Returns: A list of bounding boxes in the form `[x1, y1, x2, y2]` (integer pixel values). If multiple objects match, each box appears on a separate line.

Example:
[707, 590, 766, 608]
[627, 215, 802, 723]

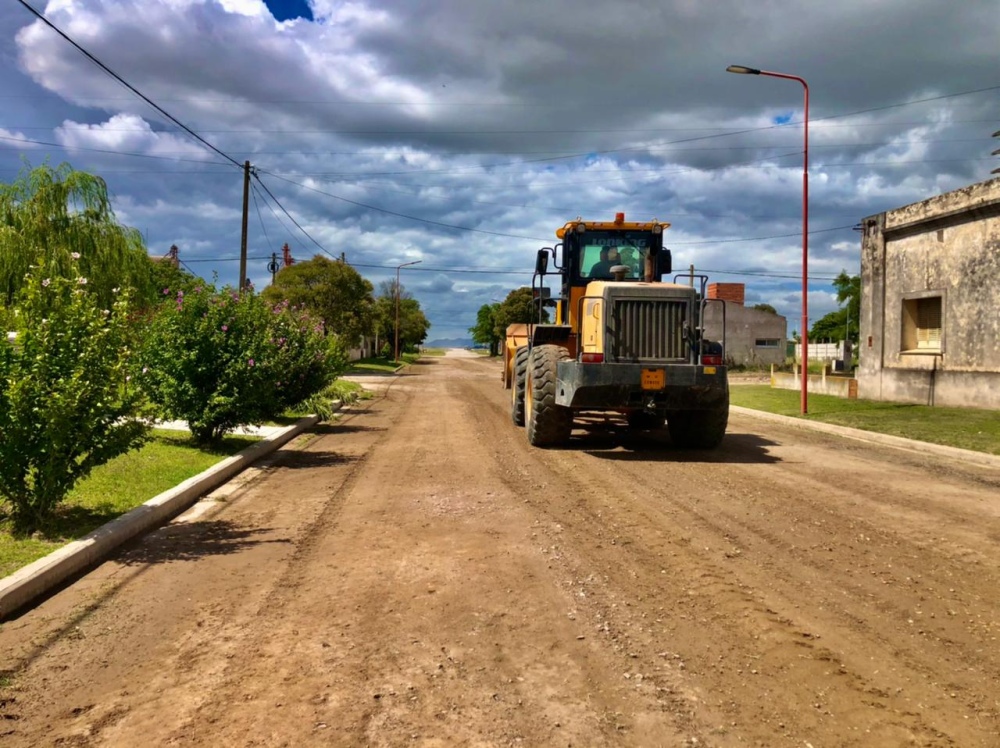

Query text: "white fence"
[795, 341, 849, 361]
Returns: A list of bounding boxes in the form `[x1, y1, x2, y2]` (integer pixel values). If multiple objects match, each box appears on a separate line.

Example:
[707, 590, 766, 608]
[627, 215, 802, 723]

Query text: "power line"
[257, 170, 553, 242]
[250, 181, 303, 249]
[14, 0, 242, 169]
[0, 134, 233, 167]
[249, 183, 273, 256]
[258, 167, 857, 244]
[176, 255, 841, 282]
[250, 172, 335, 258]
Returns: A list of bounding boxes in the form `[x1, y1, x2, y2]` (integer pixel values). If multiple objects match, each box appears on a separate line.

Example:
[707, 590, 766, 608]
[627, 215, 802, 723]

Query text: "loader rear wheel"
[525, 345, 573, 447]
[667, 392, 730, 449]
[510, 345, 529, 426]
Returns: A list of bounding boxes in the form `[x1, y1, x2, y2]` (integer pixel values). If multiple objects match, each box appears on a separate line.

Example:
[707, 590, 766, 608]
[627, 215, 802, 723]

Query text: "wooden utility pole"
[239, 160, 251, 292]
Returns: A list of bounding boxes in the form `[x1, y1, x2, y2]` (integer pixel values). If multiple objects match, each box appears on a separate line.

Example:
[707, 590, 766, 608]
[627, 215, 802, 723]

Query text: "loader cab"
[552, 225, 672, 329]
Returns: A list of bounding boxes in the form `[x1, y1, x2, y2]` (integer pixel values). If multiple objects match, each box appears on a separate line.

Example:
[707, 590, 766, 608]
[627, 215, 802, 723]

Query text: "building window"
[901, 296, 942, 352]
[754, 338, 780, 348]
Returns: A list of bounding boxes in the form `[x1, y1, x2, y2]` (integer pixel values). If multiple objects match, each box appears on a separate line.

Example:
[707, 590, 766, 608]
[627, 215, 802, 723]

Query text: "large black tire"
[667, 392, 730, 449]
[627, 411, 665, 431]
[525, 345, 573, 447]
[510, 346, 530, 426]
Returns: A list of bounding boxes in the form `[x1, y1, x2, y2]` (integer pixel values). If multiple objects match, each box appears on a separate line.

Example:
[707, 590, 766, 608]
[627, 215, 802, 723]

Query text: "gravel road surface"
[1, 354, 997, 746]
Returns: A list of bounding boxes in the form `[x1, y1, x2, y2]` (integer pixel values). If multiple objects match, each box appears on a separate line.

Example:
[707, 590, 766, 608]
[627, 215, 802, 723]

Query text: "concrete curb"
[0, 415, 322, 620]
[730, 405, 1000, 470]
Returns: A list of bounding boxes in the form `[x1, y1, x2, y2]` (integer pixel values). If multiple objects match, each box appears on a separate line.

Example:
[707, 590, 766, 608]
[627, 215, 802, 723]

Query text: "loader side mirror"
[535, 249, 549, 276]
[657, 249, 672, 276]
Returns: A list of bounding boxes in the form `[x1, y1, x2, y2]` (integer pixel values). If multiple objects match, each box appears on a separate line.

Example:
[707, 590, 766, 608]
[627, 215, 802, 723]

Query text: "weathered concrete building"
[701, 283, 787, 366]
[858, 177, 1000, 408]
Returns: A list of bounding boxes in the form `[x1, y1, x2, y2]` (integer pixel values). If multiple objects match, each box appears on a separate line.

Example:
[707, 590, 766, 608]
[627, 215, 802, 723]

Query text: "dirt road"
[1, 354, 998, 747]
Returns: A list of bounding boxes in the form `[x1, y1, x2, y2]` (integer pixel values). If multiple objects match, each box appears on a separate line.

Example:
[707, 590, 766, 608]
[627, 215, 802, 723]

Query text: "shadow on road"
[269, 449, 356, 470]
[117, 520, 288, 566]
[309, 423, 386, 436]
[577, 427, 782, 464]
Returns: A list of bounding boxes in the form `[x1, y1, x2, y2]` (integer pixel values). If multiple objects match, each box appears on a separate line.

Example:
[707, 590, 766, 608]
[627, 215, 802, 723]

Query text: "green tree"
[140, 285, 339, 444]
[261, 255, 375, 347]
[752, 303, 778, 315]
[469, 303, 501, 356]
[0, 260, 149, 533]
[833, 271, 861, 342]
[809, 308, 849, 342]
[492, 287, 548, 339]
[373, 280, 430, 358]
[0, 162, 155, 308]
[149, 256, 202, 301]
[809, 272, 860, 343]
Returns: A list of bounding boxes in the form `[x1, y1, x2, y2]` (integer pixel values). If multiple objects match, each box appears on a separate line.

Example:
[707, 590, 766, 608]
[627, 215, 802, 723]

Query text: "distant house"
[700, 283, 787, 366]
[858, 176, 1000, 408]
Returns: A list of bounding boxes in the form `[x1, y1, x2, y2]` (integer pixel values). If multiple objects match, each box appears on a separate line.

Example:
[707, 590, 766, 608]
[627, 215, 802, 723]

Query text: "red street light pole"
[727, 64, 810, 414]
[394, 260, 421, 363]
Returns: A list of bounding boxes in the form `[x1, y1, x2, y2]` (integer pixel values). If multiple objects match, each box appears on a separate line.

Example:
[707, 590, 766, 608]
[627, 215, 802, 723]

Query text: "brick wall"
[707, 283, 745, 305]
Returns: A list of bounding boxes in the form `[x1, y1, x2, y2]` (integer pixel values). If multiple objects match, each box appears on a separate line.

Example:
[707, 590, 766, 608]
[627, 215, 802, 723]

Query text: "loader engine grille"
[611, 299, 687, 362]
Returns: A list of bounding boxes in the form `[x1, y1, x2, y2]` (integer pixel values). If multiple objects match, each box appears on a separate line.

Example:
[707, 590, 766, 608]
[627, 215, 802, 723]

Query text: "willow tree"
[0, 162, 155, 307]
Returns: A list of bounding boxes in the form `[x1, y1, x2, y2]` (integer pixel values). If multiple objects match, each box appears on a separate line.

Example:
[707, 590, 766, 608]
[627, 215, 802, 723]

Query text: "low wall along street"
[771, 367, 858, 399]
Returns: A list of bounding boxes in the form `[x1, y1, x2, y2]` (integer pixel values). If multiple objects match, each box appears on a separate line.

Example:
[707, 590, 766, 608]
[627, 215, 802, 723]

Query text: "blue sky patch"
[263, 0, 314, 22]
[773, 111, 794, 125]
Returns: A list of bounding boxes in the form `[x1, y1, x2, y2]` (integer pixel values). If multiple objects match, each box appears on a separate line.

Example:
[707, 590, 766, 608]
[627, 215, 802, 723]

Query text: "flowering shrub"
[139, 285, 341, 443]
[0, 263, 149, 534]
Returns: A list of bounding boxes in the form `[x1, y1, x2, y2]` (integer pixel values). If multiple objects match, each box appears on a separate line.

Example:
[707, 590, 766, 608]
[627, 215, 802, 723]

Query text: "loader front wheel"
[525, 345, 573, 447]
[510, 345, 529, 426]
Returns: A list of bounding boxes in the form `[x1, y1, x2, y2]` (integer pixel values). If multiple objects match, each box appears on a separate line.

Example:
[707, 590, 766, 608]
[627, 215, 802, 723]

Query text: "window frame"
[900, 291, 944, 355]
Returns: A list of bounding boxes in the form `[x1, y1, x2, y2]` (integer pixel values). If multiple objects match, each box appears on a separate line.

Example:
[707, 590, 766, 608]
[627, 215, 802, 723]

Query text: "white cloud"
[1, 0, 997, 339]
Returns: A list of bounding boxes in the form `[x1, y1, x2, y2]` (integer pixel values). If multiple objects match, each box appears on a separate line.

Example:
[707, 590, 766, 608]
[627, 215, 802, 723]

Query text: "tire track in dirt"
[0, 397, 392, 747]
[144, 359, 698, 747]
[454, 355, 999, 746]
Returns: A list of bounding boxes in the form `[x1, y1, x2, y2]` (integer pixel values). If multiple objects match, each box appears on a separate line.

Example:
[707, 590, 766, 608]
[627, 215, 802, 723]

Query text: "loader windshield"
[578, 231, 651, 280]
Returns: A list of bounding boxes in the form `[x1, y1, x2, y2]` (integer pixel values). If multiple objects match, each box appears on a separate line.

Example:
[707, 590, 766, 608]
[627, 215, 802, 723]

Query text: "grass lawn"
[0, 429, 259, 578]
[730, 385, 1000, 455]
[345, 352, 428, 373]
[345, 356, 402, 373]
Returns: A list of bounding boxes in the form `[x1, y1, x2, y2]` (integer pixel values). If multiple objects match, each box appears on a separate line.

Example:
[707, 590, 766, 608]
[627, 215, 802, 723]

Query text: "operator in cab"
[589, 246, 623, 279]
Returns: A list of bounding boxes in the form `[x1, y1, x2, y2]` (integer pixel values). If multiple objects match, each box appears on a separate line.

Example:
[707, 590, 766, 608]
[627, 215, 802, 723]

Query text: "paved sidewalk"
[153, 420, 289, 438]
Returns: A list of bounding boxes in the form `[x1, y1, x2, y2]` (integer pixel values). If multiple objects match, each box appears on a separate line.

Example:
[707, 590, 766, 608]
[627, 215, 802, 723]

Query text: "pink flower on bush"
[163, 288, 170, 295]
[42, 278, 50, 287]
[221, 324, 228, 332]
[71, 252, 80, 260]
[77, 277, 88, 285]
[248, 358, 255, 367]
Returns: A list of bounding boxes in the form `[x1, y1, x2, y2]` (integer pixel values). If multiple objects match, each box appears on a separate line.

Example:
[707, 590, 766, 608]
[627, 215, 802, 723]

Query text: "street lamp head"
[726, 64, 761, 75]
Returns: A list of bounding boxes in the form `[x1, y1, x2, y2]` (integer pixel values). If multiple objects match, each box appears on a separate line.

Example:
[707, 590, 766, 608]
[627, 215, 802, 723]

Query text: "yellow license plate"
[641, 368, 665, 390]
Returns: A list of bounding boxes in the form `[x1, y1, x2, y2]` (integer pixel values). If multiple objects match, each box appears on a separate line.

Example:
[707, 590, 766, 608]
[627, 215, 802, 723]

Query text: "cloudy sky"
[2, 0, 997, 342]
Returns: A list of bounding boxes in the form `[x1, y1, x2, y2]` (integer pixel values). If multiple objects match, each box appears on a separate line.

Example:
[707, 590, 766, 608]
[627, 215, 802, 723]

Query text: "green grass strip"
[730, 385, 1000, 456]
[0, 429, 259, 577]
